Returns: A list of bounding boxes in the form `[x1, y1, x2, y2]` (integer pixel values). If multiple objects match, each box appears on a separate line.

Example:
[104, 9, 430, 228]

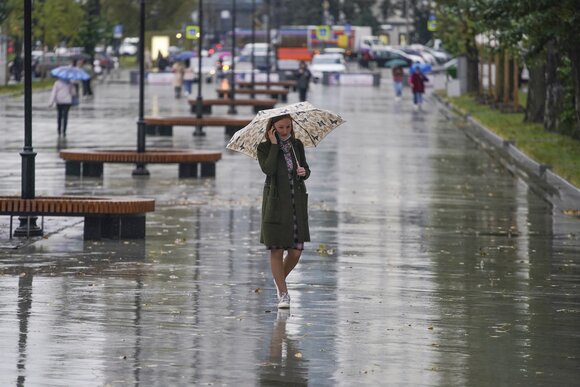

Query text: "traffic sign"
[186, 25, 200, 40]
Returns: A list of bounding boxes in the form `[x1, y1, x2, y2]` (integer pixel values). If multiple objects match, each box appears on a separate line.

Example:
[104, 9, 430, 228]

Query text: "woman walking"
[257, 114, 311, 309]
[49, 78, 77, 137]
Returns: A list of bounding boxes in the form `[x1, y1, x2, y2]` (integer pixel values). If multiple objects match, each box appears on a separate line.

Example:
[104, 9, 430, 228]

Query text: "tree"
[435, 0, 480, 92]
[74, 0, 110, 61]
[277, 0, 323, 25]
[477, 0, 580, 138]
[33, 0, 84, 49]
[101, 0, 197, 36]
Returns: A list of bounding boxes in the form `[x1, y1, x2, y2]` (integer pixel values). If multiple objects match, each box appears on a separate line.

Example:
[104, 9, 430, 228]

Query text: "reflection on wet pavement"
[0, 73, 579, 386]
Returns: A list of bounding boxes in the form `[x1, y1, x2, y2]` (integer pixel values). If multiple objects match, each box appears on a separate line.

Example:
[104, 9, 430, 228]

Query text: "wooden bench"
[0, 196, 155, 240]
[188, 98, 277, 114]
[237, 80, 297, 91]
[60, 149, 222, 178]
[144, 116, 252, 136]
[216, 88, 289, 102]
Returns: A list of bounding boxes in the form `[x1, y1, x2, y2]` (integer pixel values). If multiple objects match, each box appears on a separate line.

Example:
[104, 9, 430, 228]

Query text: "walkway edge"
[433, 93, 580, 212]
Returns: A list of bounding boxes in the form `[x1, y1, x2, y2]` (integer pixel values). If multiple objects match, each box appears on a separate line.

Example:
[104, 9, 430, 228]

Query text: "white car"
[310, 53, 347, 83]
[119, 37, 139, 56]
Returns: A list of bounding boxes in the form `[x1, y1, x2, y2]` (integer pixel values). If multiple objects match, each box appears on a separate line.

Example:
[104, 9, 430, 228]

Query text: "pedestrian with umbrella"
[391, 65, 405, 100]
[409, 64, 429, 111]
[48, 65, 89, 136]
[226, 102, 345, 309]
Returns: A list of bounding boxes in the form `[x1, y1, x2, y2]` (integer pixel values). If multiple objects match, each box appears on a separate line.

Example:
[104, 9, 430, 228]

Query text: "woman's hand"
[296, 166, 306, 177]
[268, 128, 277, 144]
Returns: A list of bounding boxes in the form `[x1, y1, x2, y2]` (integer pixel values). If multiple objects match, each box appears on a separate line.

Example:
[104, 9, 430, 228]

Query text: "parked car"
[190, 56, 217, 83]
[410, 44, 451, 64]
[240, 43, 271, 57]
[322, 47, 347, 58]
[235, 53, 276, 72]
[34, 53, 74, 78]
[119, 37, 139, 56]
[310, 53, 347, 83]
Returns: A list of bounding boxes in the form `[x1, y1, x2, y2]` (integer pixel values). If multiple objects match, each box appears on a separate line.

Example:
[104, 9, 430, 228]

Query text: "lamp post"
[194, 0, 205, 136]
[133, 0, 149, 176]
[265, 0, 271, 85]
[250, 0, 256, 97]
[228, 0, 238, 114]
[14, 0, 41, 236]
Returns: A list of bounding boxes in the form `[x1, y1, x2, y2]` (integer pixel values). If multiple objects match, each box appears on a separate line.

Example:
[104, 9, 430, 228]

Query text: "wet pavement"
[1, 70, 579, 386]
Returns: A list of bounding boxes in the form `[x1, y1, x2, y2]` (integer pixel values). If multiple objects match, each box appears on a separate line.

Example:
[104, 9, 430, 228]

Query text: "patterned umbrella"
[226, 101, 346, 159]
[50, 66, 91, 81]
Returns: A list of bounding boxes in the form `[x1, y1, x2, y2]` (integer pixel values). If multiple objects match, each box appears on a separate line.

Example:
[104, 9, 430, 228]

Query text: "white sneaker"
[278, 292, 290, 309]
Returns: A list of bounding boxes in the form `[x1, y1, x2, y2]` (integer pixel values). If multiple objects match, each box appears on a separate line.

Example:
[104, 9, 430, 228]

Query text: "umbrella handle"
[290, 145, 301, 169]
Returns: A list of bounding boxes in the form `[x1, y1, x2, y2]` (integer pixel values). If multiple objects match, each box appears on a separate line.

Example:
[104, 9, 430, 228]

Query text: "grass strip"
[440, 92, 580, 189]
[0, 78, 55, 95]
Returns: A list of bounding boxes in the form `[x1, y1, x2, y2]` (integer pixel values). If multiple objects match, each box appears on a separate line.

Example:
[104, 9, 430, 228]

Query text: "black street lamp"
[133, 0, 149, 176]
[228, 0, 238, 114]
[250, 0, 256, 97]
[265, 0, 271, 85]
[15, 0, 41, 236]
[194, 0, 205, 134]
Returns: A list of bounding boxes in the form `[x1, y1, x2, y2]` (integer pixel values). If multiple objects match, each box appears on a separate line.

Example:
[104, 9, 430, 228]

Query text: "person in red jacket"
[410, 65, 429, 110]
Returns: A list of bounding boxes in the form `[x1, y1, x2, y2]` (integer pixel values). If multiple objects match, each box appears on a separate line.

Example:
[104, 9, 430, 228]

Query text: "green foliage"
[101, 0, 196, 36]
[434, 0, 479, 58]
[33, 0, 84, 48]
[72, 0, 111, 58]
[447, 94, 580, 187]
[558, 57, 578, 138]
[278, 0, 323, 25]
[0, 78, 54, 95]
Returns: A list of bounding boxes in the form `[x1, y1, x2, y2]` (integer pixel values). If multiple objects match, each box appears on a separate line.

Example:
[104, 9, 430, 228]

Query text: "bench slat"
[60, 149, 222, 164]
[0, 196, 155, 216]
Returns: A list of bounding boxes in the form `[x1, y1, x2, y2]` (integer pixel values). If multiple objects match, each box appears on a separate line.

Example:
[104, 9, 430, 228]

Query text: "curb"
[432, 92, 580, 213]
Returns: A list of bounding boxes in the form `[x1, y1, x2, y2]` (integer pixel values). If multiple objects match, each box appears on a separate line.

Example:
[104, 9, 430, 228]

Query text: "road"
[0, 69, 579, 386]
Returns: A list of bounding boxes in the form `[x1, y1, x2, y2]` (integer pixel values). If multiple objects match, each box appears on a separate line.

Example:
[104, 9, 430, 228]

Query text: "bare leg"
[284, 249, 302, 278]
[270, 249, 286, 296]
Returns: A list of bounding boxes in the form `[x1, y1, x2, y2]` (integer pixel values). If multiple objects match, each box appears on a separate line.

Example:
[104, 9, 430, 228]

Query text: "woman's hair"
[265, 114, 294, 141]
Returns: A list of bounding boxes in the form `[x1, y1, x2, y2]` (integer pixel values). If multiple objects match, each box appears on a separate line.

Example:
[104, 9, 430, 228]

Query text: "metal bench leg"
[179, 163, 199, 178]
[200, 162, 216, 177]
[146, 125, 173, 136]
[225, 125, 241, 136]
[84, 215, 146, 240]
[119, 215, 146, 239]
[193, 125, 206, 136]
[83, 162, 104, 178]
[65, 161, 82, 176]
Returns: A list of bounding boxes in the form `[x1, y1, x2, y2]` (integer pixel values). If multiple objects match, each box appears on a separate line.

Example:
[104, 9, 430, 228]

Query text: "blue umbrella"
[174, 51, 196, 61]
[410, 62, 432, 74]
[50, 66, 90, 81]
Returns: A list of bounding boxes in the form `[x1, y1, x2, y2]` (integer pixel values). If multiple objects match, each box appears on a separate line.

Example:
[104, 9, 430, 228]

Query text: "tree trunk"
[566, 45, 580, 138]
[496, 52, 504, 103]
[524, 62, 546, 123]
[466, 44, 479, 93]
[544, 41, 564, 133]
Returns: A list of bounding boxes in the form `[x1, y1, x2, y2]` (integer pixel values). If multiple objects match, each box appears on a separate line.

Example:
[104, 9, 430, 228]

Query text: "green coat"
[257, 139, 311, 247]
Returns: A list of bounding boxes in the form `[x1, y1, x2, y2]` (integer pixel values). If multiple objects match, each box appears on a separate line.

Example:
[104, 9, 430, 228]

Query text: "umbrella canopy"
[384, 58, 409, 68]
[174, 51, 196, 61]
[226, 101, 346, 159]
[410, 62, 432, 74]
[50, 66, 90, 81]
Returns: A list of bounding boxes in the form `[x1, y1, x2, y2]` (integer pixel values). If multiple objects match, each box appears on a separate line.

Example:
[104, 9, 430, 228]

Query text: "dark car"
[34, 53, 74, 78]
